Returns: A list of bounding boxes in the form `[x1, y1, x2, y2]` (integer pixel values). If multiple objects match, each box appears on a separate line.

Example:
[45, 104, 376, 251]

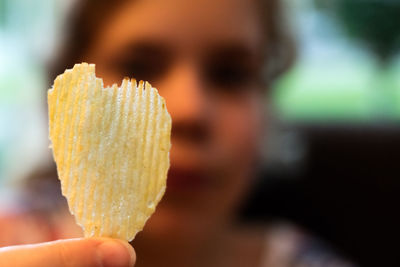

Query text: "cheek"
[207, 94, 264, 217]
[213, 95, 263, 170]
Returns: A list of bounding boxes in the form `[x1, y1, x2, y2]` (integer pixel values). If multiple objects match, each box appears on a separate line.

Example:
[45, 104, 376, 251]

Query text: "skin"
[0, 0, 267, 266]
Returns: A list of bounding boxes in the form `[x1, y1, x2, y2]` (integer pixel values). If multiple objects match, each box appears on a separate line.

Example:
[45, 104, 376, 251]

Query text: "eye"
[108, 42, 171, 84]
[117, 57, 165, 84]
[205, 61, 254, 88]
[203, 45, 261, 93]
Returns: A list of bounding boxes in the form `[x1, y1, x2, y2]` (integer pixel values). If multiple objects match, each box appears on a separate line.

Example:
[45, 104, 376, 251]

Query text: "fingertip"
[114, 239, 136, 266]
[96, 238, 135, 267]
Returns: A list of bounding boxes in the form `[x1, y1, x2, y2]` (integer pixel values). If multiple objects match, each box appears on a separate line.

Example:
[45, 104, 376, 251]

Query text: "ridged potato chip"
[48, 63, 171, 241]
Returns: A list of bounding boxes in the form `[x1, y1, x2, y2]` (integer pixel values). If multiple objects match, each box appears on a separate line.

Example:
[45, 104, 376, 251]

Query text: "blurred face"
[85, 0, 265, 239]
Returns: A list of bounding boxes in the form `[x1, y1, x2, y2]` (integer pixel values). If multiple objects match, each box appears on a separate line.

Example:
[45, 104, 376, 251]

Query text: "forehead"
[91, 0, 264, 56]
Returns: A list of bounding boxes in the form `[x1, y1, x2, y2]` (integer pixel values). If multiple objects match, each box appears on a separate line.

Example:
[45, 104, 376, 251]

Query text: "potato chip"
[48, 63, 171, 241]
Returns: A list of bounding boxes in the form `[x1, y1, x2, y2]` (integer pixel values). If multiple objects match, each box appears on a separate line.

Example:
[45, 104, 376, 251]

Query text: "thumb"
[0, 238, 135, 267]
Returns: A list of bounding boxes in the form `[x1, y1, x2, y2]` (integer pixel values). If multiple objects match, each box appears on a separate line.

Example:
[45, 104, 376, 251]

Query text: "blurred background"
[0, 0, 399, 266]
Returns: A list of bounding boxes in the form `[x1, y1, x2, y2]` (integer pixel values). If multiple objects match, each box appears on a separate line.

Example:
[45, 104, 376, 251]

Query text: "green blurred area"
[0, 0, 57, 183]
[273, 0, 400, 122]
[273, 60, 400, 122]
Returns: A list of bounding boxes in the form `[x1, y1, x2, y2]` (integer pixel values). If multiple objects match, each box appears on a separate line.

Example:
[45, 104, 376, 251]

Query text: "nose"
[158, 61, 211, 145]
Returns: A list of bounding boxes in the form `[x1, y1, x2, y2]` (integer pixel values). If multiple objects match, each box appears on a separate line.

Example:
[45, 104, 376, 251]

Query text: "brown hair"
[49, 0, 295, 86]
[258, 0, 296, 84]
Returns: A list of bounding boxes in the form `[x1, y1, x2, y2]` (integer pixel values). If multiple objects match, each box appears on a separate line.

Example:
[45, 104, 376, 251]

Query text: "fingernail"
[97, 239, 135, 267]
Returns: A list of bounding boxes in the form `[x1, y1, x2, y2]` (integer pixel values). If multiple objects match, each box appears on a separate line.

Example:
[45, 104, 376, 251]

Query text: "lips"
[166, 168, 210, 192]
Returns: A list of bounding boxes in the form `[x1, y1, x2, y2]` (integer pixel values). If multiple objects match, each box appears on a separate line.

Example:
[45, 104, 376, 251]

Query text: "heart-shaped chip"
[48, 63, 171, 241]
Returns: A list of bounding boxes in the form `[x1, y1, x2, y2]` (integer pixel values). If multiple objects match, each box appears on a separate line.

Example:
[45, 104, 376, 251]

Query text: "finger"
[0, 238, 135, 267]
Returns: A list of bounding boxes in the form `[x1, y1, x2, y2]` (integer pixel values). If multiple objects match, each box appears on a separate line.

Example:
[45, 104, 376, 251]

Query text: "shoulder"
[0, 193, 82, 247]
[0, 211, 53, 246]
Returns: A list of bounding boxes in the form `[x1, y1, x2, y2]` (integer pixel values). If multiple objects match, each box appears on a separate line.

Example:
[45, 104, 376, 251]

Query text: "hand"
[0, 238, 135, 267]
